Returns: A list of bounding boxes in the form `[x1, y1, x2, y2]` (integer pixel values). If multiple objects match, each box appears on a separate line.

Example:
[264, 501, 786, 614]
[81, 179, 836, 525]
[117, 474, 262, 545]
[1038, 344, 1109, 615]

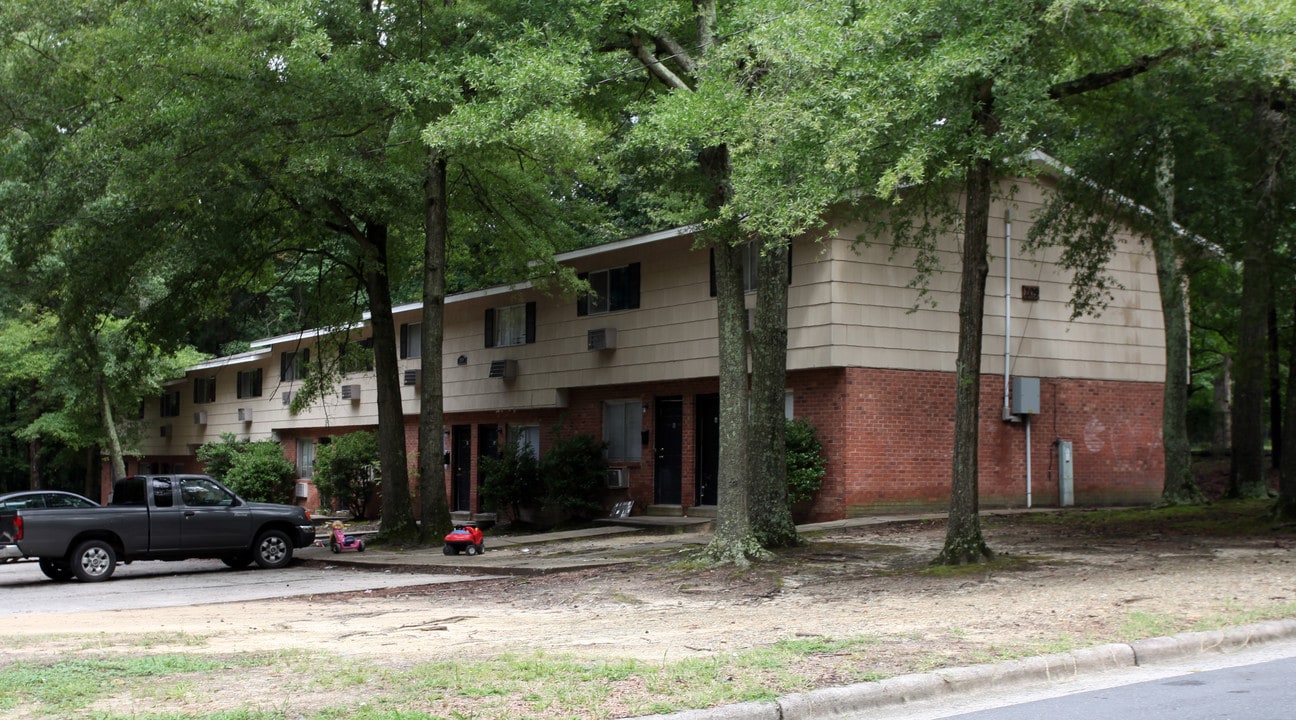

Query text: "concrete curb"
[622, 619, 1296, 720]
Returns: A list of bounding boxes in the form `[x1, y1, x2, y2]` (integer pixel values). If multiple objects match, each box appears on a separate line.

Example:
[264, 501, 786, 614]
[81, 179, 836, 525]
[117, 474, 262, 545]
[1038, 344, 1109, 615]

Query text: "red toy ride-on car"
[443, 525, 484, 556]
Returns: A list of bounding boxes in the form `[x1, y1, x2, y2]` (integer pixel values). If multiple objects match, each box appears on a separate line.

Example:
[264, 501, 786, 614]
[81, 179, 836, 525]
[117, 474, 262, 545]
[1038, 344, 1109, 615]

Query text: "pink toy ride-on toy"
[329, 521, 365, 553]
[443, 524, 484, 556]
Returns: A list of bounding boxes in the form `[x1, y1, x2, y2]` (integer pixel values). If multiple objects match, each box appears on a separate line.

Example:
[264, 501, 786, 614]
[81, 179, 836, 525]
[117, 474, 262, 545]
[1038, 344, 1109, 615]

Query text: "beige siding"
[134, 174, 1165, 456]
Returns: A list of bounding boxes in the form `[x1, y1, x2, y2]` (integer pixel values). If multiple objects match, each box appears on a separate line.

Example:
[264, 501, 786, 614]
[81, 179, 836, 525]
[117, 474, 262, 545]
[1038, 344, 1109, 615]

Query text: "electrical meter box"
[1010, 377, 1040, 415]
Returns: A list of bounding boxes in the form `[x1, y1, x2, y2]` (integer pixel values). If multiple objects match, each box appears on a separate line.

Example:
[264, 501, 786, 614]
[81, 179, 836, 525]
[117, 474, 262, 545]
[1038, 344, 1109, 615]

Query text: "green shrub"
[478, 442, 541, 521]
[195, 434, 297, 504]
[311, 431, 379, 519]
[479, 427, 608, 524]
[538, 430, 608, 521]
[786, 418, 826, 505]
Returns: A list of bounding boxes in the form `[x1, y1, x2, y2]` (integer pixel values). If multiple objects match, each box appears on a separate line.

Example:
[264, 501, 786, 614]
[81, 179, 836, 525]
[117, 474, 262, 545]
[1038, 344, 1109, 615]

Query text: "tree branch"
[629, 35, 691, 92]
[653, 32, 697, 77]
[1048, 46, 1185, 99]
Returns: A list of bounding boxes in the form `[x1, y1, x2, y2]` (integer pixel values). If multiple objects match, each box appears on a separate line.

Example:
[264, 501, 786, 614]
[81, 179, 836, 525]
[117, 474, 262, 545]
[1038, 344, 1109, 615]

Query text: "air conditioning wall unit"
[238, 407, 254, 423]
[488, 359, 517, 379]
[606, 467, 629, 489]
[587, 327, 618, 351]
[193, 411, 207, 425]
[340, 384, 361, 402]
[159, 424, 173, 439]
[403, 369, 421, 387]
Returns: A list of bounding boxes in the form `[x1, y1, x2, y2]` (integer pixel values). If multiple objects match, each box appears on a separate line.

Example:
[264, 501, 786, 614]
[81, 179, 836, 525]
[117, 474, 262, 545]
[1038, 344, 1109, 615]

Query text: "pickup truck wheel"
[253, 529, 293, 569]
[38, 559, 73, 582]
[70, 539, 116, 582]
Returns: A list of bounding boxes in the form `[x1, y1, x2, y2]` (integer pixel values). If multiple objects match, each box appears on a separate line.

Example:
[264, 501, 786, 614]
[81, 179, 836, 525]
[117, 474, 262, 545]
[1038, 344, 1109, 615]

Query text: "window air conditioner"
[403, 369, 421, 387]
[587, 327, 618, 351]
[238, 407, 254, 423]
[606, 467, 629, 489]
[340, 384, 361, 402]
[488, 359, 517, 379]
[193, 411, 207, 425]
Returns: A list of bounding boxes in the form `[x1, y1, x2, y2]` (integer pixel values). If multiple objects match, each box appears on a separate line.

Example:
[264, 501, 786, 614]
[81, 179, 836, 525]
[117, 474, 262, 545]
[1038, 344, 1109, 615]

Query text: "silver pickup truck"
[0, 474, 316, 582]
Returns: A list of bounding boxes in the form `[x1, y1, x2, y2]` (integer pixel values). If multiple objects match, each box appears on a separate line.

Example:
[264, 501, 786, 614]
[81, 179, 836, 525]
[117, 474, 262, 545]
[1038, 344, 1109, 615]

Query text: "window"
[180, 477, 235, 507]
[484, 302, 536, 348]
[151, 478, 173, 508]
[577, 263, 641, 315]
[341, 340, 374, 373]
[509, 425, 541, 460]
[297, 439, 316, 479]
[709, 242, 792, 296]
[603, 400, 643, 462]
[400, 323, 422, 359]
[281, 350, 309, 382]
[160, 391, 180, 418]
[237, 369, 262, 399]
[192, 376, 216, 405]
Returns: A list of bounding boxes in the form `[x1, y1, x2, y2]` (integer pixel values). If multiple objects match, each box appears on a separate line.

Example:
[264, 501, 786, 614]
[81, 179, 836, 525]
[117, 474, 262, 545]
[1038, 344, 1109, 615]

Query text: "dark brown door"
[451, 425, 472, 513]
[654, 397, 683, 505]
[694, 393, 719, 506]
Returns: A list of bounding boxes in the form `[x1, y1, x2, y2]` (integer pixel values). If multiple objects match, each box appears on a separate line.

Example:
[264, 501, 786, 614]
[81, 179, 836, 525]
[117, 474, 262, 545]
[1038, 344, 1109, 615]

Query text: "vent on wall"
[587, 327, 618, 351]
[281, 391, 294, 406]
[488, 359, 517, 379]
[237, 407, 254, 423]
[193, 411, 207, 425]
[606, 467, 629, 489]
[160, 424, 173, 439]
[340, 384, 361, 402]
[404, 369, 421, 387]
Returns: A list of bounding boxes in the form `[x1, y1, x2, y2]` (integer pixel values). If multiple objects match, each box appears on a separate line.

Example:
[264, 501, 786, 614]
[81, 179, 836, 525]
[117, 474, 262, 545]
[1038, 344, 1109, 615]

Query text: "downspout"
[1002, 209, 1032, 507]
[1002, 209, 1013, 421]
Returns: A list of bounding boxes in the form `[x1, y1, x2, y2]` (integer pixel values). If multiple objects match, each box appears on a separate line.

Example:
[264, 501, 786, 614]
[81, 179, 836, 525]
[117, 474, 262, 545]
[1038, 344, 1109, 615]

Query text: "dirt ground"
[4, 506, 1295, 684]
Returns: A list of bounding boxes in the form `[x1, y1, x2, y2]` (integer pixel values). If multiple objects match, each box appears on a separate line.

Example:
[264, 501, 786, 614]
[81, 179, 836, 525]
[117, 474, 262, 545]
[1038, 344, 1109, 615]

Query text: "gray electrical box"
[1058, 440, 1074, 507]
[1010, 377, 1040, 415]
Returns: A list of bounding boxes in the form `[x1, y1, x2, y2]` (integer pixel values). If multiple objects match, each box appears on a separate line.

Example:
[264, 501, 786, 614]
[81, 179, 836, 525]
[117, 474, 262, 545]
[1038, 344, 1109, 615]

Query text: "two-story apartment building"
[124, 173, 1167, 521]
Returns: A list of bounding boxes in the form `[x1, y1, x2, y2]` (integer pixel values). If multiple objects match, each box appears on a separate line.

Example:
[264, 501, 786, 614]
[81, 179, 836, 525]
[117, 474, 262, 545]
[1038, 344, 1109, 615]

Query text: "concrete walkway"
[297, 511, 1296, 720]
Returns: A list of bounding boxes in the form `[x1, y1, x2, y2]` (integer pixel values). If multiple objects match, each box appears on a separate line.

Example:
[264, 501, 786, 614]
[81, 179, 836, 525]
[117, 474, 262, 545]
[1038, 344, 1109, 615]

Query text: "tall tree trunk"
[360, 221, 419, 541]
[1276, 294, 1296, 520]
[749, 238, 798, 548]
[1152, 134, 1202, 505]
[98, 377, 126, 482]
[707, 231, 763, 565]
[419, 150, 452, 543]
[1268, 302, 1283, 471]
[936, 155, 994, 565]
[1230, 93, 1285, 500]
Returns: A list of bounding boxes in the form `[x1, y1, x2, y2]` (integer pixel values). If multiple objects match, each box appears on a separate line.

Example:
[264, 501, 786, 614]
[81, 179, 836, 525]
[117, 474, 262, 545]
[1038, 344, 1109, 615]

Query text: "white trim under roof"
[198, 223, 701, 371]
[551, 224, 698, 264]
[188, 347, 272, 372]
[250, 322, 365, 349]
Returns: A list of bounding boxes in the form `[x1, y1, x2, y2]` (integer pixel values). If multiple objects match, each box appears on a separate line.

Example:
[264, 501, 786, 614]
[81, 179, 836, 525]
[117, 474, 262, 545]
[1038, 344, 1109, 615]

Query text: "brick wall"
[789, 367, 1165, 518]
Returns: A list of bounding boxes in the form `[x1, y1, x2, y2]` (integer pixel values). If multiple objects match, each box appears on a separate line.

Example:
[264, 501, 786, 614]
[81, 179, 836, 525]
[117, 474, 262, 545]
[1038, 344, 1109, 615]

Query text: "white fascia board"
[188, 347, 273, 372]
[549, 224, 699, 264]
[249, 322, 365, 349]
[1025, 150, 1222, 256]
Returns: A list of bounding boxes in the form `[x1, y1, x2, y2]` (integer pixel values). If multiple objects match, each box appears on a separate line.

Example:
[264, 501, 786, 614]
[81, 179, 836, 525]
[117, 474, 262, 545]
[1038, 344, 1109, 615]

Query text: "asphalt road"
[861, 639, 1296, 720]
[927, 655, 1296, 720]
[0, 558, 492, 617]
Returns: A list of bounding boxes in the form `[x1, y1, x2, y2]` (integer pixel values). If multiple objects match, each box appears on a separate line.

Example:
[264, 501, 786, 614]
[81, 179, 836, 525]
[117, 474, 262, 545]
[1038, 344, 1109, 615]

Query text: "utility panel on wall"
[1011, 377, 1041, 415]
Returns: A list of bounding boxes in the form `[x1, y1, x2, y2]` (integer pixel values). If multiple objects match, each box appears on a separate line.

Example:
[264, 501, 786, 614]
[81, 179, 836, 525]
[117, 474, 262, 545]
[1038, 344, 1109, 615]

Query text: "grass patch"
[0, 654, 262, 714]
[1000, 500, 1285, 538]
[0, 638, 888, 720]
